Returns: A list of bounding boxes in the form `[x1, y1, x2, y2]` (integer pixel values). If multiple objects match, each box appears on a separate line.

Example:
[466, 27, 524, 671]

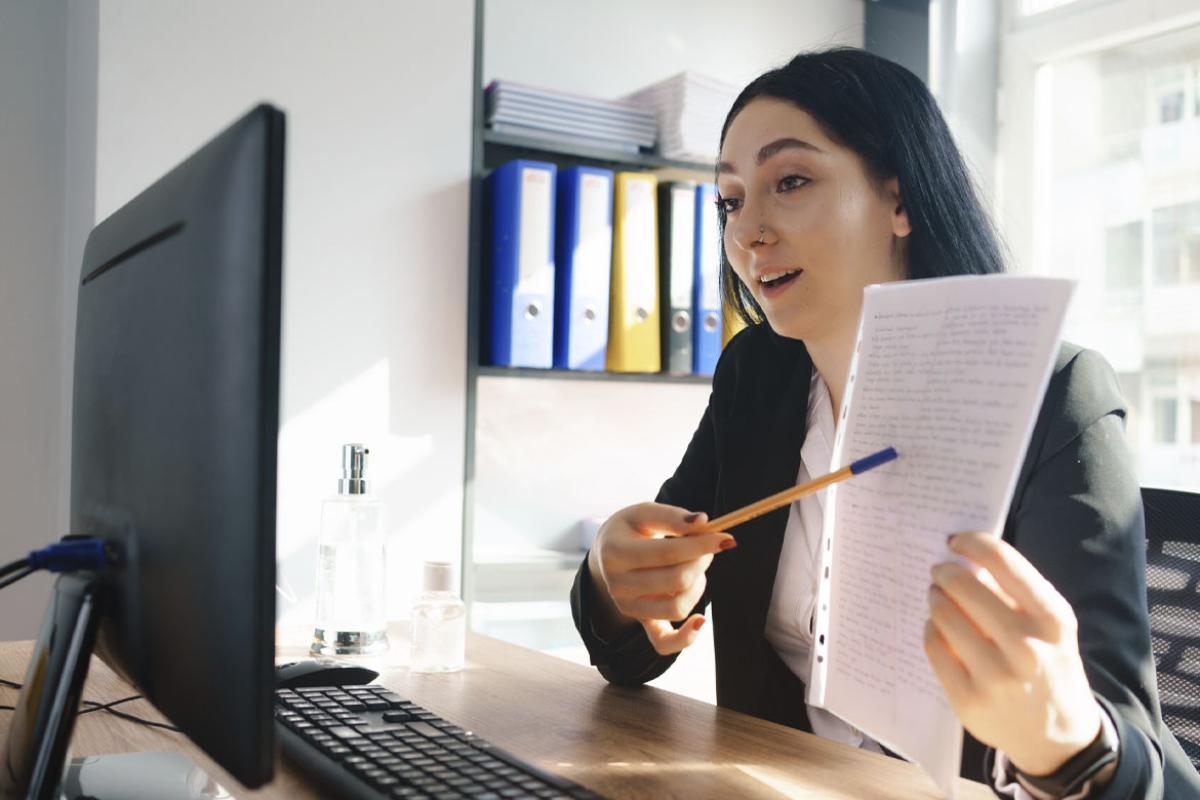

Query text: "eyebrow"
[717, 137, 823, 174]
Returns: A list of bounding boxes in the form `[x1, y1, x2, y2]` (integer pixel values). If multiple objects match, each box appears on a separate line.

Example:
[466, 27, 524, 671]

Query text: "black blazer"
[571, 322, 1199, 798]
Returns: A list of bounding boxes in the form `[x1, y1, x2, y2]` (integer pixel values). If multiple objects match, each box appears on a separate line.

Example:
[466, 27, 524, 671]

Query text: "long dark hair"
[717, 47, 1005, 326]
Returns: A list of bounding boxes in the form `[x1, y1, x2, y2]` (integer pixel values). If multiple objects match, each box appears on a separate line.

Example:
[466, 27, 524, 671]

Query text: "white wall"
[95, 0, 475, 630]
[484, 0, 865, 97]
[0, 1, 96, 641]
[473, 378, 711, 559]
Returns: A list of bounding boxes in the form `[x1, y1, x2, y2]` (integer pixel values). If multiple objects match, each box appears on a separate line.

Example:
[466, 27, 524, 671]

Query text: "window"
[1155, 397, 1178, 444]
[1148, 63, 1198, 126]
[1105, 221, 1143, 291]
[1159, 90, 1185, 123]
[1152, 201, 1200, 286]
[1001, 10, 1200, 490]
[1195, 64, 1200, 117]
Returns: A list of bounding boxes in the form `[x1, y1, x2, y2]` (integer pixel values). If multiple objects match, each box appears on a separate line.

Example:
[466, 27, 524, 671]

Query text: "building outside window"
[1154, 396, 1179, 445]
[1000, 1, 1200, 491]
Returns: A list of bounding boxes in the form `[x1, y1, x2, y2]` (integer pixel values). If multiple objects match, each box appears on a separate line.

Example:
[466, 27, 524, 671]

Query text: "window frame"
[998, 0, 1200, 278]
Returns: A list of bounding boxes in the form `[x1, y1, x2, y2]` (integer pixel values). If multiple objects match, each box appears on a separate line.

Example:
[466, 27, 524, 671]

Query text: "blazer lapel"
[720, 334, 813, 640]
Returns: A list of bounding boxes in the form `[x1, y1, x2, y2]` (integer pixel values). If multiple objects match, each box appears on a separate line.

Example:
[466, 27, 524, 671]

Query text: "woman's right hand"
[587, 502, 736, 656]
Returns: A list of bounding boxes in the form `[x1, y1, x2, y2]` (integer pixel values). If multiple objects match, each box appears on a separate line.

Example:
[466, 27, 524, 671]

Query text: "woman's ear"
[885, 177, 912, 239]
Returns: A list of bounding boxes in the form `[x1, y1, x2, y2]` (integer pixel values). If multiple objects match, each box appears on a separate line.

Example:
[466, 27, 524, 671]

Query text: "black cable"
[0, 679, 179, 733]
[0, 558, 30, 580]
[78, 694, 142, 715]
[0, 567, 33, 592]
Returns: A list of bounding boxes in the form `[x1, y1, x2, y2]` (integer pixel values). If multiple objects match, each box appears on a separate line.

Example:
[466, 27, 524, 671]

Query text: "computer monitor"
[1, 103, 285, 798]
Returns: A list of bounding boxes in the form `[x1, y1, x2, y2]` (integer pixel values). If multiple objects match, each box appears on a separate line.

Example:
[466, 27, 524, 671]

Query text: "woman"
[571, 49, 1197, 798]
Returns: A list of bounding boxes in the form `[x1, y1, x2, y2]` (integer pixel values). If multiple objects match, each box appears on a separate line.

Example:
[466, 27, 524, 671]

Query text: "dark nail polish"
[684, 513, 700, 524]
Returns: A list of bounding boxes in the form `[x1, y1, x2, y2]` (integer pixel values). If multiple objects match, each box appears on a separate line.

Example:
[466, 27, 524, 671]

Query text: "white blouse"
[762, 371, 882, 752]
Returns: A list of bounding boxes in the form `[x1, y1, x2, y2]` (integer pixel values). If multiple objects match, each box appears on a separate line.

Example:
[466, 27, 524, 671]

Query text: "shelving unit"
[461, 1, 718, 619]
[478, 365, 710, 384]
[482, 129, 714, 174]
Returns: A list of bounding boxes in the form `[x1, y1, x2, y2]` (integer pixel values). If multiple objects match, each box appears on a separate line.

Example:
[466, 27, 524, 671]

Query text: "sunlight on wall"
[273, 357, 450, 630]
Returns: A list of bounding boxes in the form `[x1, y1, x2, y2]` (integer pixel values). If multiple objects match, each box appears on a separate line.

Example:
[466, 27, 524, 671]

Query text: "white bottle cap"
[422, 561, 455, 593]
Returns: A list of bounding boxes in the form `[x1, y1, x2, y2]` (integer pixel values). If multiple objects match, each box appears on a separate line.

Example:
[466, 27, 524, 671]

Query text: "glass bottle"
[410, 561, 466, 673]
[311, 443, 389, 656]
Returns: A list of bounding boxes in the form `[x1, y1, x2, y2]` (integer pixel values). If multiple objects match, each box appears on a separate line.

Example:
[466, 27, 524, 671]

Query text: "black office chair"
[1142, 486, 1200, 770]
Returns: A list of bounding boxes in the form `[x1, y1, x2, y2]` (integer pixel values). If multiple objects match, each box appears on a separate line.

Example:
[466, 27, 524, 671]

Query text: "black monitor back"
[69, 104, 284, 787]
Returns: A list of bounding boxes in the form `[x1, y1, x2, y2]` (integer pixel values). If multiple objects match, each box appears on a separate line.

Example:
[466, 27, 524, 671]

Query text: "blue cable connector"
[27, 538, 109, 573]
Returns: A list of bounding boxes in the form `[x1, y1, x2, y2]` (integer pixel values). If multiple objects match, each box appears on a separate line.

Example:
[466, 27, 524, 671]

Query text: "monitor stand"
[0, 573, 232, 800]
[60, 752, 230, 800]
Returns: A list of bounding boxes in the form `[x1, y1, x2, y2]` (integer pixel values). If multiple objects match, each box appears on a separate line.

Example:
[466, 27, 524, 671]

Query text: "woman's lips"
[758, 269, 802, 299]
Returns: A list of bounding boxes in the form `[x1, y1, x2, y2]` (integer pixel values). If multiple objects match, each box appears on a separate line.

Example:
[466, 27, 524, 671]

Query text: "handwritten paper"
[807, 275, 1075, 798]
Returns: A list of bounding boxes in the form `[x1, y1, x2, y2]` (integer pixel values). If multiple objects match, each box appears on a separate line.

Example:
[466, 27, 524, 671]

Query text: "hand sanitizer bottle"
[410, 561, 466, 673]
[311, 443, 389, 656]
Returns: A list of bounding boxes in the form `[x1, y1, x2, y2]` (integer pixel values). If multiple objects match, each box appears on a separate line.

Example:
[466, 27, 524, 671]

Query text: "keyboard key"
[384, 710, 416, 722]
[403, 721, 443, 738]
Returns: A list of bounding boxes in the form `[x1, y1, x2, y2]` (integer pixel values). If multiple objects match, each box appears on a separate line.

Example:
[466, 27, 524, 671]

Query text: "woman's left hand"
[924, 531, 1103, 776]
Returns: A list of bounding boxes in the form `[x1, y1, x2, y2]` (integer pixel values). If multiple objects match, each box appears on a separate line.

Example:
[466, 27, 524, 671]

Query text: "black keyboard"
[275, 684, 604, 800]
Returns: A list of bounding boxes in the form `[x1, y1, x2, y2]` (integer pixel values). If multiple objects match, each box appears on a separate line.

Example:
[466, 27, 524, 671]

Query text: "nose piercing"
[755, 225, 765, 245]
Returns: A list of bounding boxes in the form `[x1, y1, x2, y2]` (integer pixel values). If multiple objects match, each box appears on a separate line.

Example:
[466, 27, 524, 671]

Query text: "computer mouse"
[274, 659, 380, 689]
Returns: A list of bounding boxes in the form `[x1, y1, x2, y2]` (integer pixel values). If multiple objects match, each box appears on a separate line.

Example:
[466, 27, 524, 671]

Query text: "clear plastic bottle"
[311, 444, 389, 656]
[410, 561, 466, 673]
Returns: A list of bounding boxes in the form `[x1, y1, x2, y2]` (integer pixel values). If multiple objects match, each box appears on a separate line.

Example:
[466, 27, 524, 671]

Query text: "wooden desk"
[0, 631, 992, 799]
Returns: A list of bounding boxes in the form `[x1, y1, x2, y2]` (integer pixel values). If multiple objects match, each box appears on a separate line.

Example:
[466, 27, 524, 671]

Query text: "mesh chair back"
[1143, 486, 1200, 769]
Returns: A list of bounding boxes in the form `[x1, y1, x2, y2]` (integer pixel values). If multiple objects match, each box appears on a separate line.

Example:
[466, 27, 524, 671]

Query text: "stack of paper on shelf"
[485, 80, 657, 154]
[623, 72, 738, 163]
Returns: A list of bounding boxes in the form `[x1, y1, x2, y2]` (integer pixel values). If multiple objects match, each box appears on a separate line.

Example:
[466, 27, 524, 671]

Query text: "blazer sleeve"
[569, 330, 743, 686]
[990, 348, 1168, 799]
